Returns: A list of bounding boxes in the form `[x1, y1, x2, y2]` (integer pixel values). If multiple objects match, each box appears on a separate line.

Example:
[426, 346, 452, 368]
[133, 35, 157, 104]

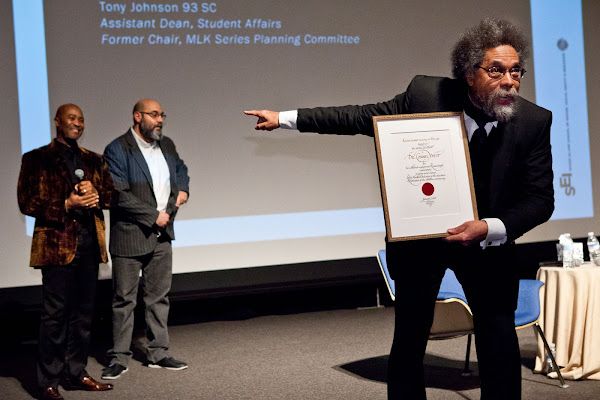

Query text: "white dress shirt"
[131, 128, 170, 212]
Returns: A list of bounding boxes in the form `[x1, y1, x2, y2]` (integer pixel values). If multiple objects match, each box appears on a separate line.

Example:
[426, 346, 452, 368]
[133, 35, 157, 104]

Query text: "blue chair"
[514, 280, 568, 388]
[377, 249, 474, 375]
[378, 249, 473, 338]
[376, 249, 568, 388]
[430, 268, 475, 339]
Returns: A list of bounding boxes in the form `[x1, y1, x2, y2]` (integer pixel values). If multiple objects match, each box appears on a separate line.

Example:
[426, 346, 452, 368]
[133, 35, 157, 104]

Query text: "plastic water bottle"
[587, 232, 600, 266]
[562, 234, 574, 268]
[546, 343, 557, 375]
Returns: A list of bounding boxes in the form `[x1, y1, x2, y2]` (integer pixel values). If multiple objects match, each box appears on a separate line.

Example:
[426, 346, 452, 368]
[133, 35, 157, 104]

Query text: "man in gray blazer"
[245, 18, 553, 400]
[102, 99, 190, 379]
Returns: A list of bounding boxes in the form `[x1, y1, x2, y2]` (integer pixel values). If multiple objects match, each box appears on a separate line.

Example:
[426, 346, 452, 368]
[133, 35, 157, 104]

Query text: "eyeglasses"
[139, 111, 166, 120]
[476, 65, 525, 80]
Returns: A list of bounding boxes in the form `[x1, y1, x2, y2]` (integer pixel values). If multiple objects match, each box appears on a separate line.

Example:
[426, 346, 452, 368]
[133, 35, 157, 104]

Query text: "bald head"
[54, 103, 84, 145]
[56, 103, 83, 119]
[133, 99, 161, 114]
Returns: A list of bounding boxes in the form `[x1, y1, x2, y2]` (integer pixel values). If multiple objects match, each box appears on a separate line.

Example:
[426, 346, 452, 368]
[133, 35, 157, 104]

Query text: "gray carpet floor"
[1, 306, 598, 399]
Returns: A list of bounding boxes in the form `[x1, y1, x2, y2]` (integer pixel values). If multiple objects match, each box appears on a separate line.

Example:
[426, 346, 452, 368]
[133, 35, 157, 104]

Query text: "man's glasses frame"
[138, 111, 166, 120]
[476, 65, 526, 80]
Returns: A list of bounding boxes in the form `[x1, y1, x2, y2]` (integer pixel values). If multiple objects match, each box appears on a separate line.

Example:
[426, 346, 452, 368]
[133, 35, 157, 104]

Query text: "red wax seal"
[422, 182, 434, 196]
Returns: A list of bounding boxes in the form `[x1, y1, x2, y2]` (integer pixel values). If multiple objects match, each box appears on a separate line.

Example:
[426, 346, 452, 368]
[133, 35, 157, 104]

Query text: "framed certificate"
[373, 112, 477, 241]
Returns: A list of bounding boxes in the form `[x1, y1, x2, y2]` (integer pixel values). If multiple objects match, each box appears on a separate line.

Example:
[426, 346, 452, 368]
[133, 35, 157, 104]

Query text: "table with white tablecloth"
[534, 264, 600, 380]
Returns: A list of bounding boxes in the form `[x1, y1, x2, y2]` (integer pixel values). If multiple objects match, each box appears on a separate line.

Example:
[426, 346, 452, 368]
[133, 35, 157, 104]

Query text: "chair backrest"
[431, 268, 474, 338]
[376, 250, 546, 331]
[376, 250, 474, 338]
[514, 279, 545, 329]
[437, 269, 468, 304]
[377, 249, 396, 300]
[377, 250, 469, 304]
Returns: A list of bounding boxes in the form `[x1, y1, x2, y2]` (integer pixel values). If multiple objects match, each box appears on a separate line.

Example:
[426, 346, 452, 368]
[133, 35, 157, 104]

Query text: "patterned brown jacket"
[17, 140, 115, 267]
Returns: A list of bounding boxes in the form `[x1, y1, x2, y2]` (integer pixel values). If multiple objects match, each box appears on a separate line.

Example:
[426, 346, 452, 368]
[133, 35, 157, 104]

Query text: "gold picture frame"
[373, 112, 478, 241]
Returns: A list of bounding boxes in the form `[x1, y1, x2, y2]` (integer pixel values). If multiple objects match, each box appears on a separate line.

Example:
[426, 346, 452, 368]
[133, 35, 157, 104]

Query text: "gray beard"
[141, 127, 163, 141]
[480, 88, 519, 123]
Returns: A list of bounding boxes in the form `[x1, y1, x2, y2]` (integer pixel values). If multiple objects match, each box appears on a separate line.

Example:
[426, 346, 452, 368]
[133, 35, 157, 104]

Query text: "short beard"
[479, 87, 519, 123]
[140, 125, 163, 141]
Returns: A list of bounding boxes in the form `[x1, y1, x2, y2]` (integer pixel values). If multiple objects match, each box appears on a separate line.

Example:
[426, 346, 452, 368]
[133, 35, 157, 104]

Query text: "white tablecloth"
[534, 264, 600, 380]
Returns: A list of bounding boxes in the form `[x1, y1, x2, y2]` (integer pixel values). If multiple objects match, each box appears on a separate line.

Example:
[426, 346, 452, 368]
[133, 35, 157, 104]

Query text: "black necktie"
[470, 119, 488, 152]
[469, 119, 491, 217]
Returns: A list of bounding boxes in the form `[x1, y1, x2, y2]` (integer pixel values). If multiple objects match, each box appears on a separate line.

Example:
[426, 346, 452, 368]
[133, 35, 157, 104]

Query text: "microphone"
[74, 168, 85, 182]
[74, 169, 86, 196]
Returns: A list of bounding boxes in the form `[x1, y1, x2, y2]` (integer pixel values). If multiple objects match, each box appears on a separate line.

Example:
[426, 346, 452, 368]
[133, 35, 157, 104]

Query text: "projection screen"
[1, 0, 599, 289]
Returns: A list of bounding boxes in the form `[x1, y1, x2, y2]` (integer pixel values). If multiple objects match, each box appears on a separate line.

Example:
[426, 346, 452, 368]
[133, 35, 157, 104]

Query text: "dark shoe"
[66, 375, 114, 391]
[41, 387, 64, 400]
[148, 356, 188, 370]
[102, 363, 128, 380]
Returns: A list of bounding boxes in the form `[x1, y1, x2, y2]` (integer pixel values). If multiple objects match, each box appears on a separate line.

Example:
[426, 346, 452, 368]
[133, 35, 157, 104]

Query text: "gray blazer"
[104, 130, 190, 257]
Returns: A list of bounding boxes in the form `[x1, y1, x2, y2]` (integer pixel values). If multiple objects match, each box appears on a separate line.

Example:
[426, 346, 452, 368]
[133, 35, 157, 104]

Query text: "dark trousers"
[386, 239, 521, 400]
[107, 240, 173, 366]
[37, 252, 99, 388]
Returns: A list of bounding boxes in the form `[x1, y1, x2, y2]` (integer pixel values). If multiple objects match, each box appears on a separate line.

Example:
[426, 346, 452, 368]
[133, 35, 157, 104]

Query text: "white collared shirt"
[278, 110, 507, 248]
[131, 127, 170, 212]
[463, 113, 498, 141]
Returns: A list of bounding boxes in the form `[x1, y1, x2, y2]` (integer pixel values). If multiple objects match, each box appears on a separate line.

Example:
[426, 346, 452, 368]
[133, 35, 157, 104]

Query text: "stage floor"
[1, 305, 597, 399]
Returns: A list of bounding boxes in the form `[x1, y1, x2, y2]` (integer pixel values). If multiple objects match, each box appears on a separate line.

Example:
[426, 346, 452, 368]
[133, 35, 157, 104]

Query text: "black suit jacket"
[104, 130, 190, 257]
[297, 75, 554, 244]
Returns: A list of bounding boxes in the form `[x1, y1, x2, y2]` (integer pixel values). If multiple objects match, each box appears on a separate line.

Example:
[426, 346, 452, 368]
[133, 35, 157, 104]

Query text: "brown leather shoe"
[41, 386, 64, 400]
[67, 376, 114, 391]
